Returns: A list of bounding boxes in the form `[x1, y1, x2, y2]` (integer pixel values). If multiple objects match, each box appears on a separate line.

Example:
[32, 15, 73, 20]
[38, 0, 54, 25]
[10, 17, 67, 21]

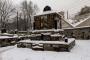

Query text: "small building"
[33, 11, 73, 30]
[64, 16, 90, 39]
[33, 11, 62, 29]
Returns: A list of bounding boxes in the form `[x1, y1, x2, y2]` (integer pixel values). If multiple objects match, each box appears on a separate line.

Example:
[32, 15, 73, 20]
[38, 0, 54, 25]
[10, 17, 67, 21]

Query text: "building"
[64, 16, 90, 39]
[33, 11, 74, 30]
[33, 10, 90, 39]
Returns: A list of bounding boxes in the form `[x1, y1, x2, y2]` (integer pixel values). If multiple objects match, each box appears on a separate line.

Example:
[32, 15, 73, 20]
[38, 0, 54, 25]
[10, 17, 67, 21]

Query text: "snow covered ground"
[1, 40, 90, 60]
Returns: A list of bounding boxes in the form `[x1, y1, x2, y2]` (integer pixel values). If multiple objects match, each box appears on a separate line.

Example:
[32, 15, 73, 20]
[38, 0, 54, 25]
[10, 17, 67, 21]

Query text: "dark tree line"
[79, 6, 90, 15]
[74, 6, 90, 21]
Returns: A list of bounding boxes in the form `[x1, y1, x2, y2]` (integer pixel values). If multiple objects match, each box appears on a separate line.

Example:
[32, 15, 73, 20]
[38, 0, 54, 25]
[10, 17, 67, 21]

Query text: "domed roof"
[43, 6, 52, 12]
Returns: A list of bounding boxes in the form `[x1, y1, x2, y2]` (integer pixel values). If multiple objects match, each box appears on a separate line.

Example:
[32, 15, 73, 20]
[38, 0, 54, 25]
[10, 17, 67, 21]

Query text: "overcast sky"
[14, 0, 90, 17]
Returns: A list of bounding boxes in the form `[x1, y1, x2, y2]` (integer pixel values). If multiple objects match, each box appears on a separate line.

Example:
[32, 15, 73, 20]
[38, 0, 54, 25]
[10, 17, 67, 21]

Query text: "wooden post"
[17, 11, 19, 32]
[60, 17, 62, 29]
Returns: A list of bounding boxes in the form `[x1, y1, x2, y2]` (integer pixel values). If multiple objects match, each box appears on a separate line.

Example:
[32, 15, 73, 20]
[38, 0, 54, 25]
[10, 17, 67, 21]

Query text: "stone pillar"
[57, 20, 60, 29]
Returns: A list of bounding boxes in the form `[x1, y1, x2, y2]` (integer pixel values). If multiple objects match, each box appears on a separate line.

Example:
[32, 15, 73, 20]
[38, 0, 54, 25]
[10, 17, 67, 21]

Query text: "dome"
[43, 6, 52, 12]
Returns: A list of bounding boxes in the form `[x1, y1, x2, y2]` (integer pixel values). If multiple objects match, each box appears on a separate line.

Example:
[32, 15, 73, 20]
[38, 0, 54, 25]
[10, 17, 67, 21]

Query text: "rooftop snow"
[34, 10, 64, 18]
[34, 11, 61, 16]
[73, 16, 90, 27]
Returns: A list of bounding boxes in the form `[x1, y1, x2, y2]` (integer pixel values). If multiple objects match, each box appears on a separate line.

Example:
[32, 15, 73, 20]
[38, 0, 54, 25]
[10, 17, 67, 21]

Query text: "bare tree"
[0, 0, 16, 29]
[74, 6, 90, 21]
[21, 0, 39, 31]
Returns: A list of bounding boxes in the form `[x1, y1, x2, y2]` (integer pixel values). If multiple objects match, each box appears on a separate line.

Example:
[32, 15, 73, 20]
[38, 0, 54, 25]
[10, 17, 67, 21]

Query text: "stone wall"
[64, 27, 90, 39]
[34, 13, 62, 30]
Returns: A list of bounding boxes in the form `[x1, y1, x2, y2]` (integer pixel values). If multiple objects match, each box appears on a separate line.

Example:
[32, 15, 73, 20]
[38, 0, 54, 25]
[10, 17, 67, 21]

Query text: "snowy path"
[0, 46, 15, 53]
[0, 46, 15, 60]
[1, 40, 90, 60]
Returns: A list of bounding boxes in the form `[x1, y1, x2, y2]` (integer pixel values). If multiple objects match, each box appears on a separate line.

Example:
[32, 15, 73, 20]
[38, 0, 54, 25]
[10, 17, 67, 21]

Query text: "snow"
[29, 34, 41, 37]
[63, 19, 75, 27]
[13, 34, 18, 38]
[41, 33, 51, 35]
[0, 36, 13, 39]
[32, 29, 64, 33]
[73, 16, 90, 27]
[56, 12, 74, 28]
[0, 46, 14, 53]
[19, 38, 75, 45]
[0, 36, 11, 38]
[1, 40, 90, 60]
[1, 33, 13, 35]
[0, 46, 15, 60]
[0, 34, 19, 39]
[50, 34, 62, 37]
[63, 25, 90, 30]
[32, 45, 43, 49]
[62, 16, 90, 28]
[67, 19, 74, 24]
[0, 36, 18, 40]
[73, 26, 90, 29]
[34, 11, 60, 16]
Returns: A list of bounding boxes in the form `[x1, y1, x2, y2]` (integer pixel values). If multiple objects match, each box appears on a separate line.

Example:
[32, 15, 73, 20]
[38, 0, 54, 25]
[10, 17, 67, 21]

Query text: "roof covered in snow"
[55, 13, 74, 28]
[63, 19, 75, 28]
[73, 16, 90, 27]
[34, 11, 62, 16]
[63, 16, 90, 29]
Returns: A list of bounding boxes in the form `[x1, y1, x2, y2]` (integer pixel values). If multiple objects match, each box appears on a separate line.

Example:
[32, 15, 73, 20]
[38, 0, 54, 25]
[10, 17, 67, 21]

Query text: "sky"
[14, 0, 90, 17]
